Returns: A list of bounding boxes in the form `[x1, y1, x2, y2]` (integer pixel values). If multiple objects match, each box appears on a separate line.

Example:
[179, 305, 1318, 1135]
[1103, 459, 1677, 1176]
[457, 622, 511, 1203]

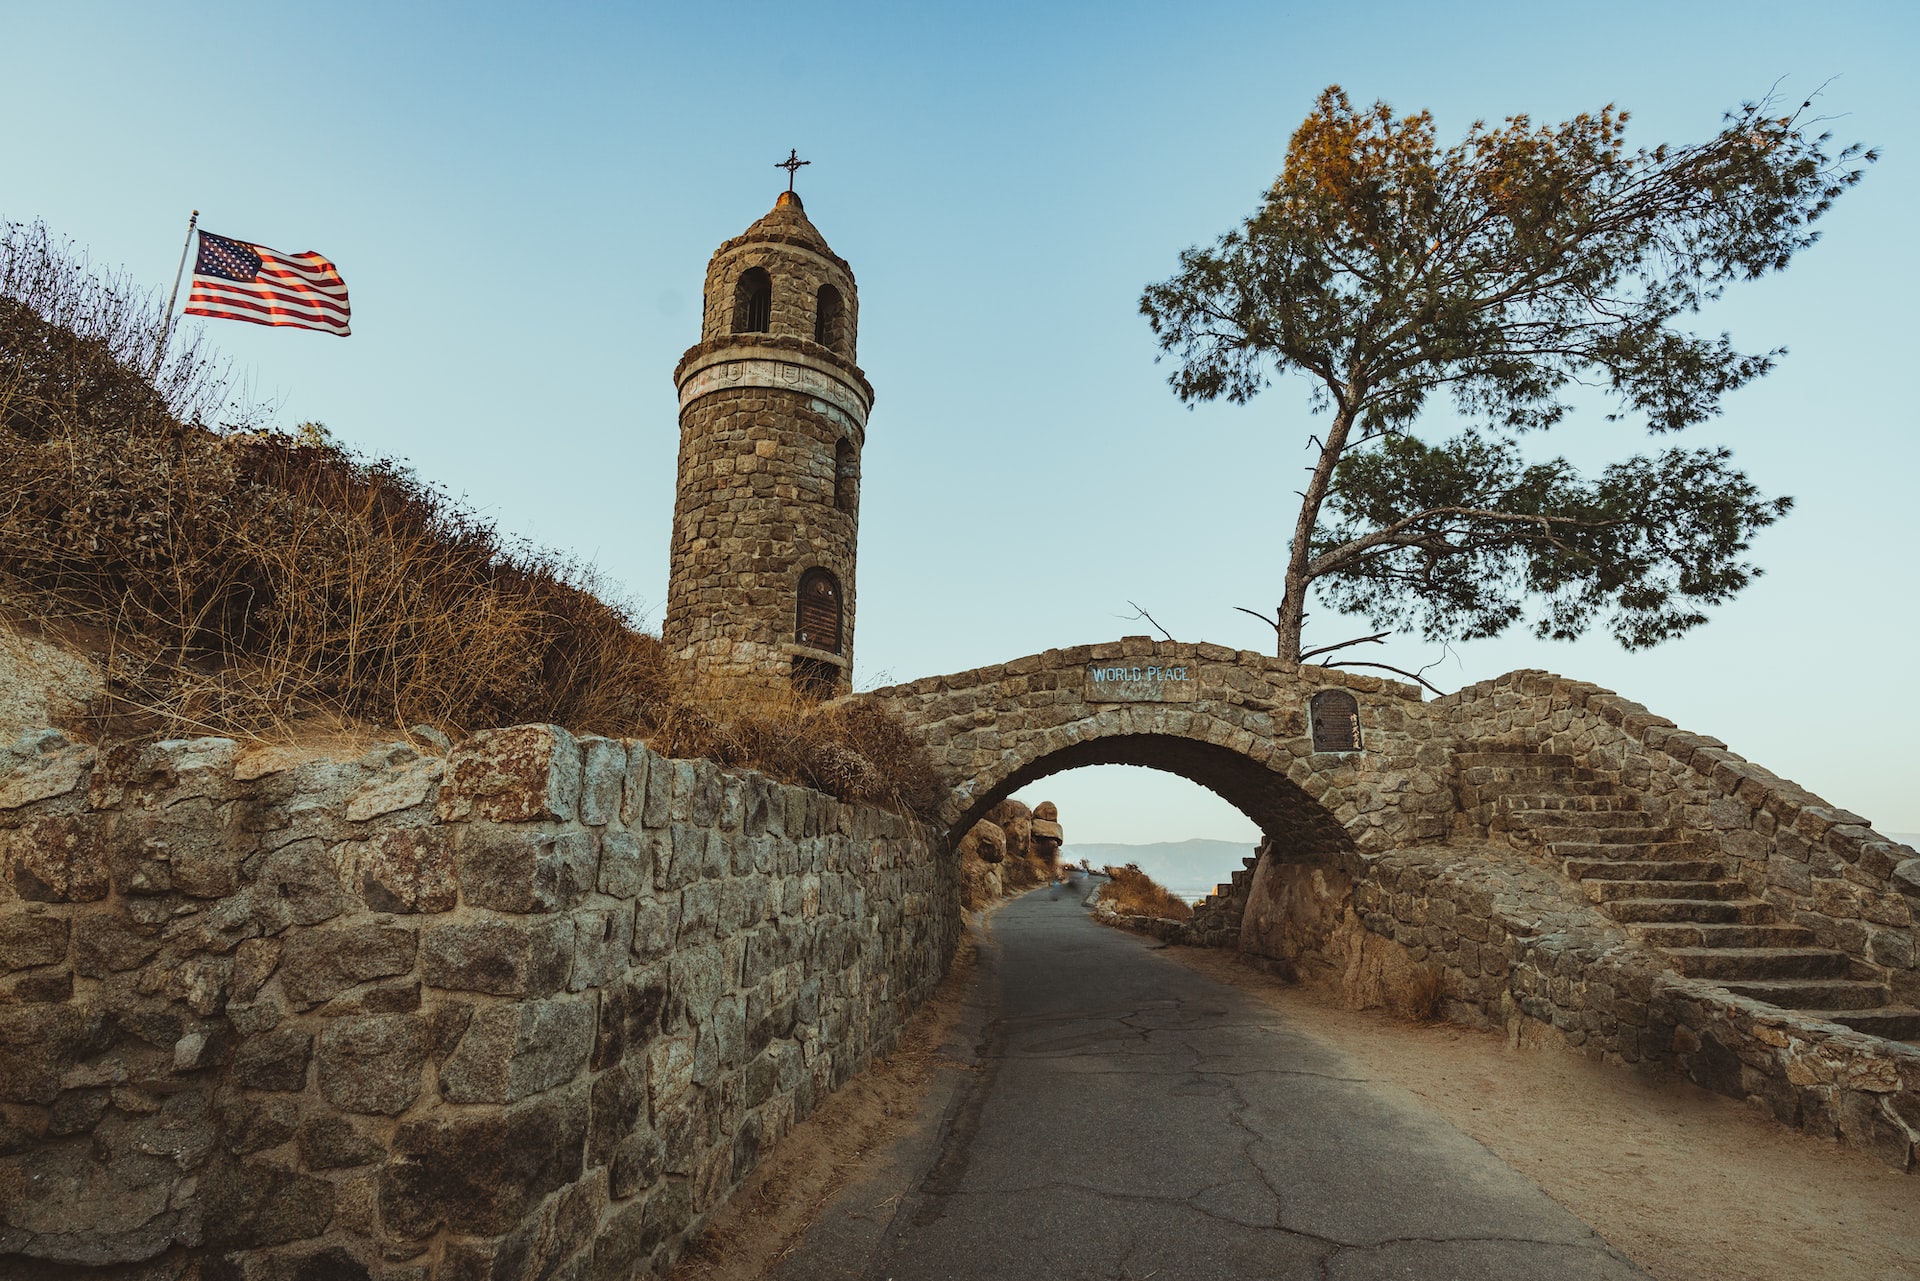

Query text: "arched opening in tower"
[833, 438, 857, 514]
[733, 267, 772, 333]
[814, 283, 847, 354]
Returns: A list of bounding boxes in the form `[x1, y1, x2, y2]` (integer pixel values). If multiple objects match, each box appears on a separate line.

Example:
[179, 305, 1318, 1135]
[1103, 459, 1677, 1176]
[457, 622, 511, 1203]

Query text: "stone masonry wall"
[1430, 670, 1920, 1006]
[0, 724, 957, 1279]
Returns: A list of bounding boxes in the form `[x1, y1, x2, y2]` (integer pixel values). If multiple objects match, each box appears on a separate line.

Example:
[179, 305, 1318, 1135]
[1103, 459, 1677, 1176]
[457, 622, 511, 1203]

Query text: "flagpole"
[152, 210, 199, 379]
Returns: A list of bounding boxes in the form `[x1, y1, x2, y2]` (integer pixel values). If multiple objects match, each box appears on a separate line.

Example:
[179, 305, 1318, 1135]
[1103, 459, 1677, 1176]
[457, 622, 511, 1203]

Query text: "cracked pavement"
[768, 880, 1650, 1280]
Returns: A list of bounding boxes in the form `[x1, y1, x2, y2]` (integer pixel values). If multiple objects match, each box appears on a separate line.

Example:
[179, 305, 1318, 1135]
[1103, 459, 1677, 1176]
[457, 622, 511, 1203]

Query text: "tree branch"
[1320, 658, 1445, 695]
[1234, 605, 1280, 636]
[1123, 601, 1176, 643]
[1308, 505, 1623, 578]
[1298, 630, 1390, 661]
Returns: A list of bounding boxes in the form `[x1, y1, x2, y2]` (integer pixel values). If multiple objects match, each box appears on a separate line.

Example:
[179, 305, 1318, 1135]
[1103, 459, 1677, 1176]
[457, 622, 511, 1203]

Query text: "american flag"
[184, 230, 350, 336]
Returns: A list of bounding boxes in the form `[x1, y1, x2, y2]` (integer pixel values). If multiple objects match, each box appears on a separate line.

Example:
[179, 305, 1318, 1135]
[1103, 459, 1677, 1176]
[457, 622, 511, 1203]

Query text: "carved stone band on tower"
[676, 349, 871, 435]
[664, 189, 873, 701]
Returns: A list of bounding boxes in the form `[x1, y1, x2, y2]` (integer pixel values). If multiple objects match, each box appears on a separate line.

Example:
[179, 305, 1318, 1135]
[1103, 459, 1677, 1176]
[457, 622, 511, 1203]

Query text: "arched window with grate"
[834, 438, 857, 513]
[733, 267, 772, 333]
[795, 568, 843, 653]
[814, 283, 846, 353]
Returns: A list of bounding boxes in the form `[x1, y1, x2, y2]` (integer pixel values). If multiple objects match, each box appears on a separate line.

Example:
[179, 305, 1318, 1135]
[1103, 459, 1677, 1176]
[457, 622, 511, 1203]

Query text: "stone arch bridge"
[860, 637, 1445, 858]
[859, 637, 1920, 1169]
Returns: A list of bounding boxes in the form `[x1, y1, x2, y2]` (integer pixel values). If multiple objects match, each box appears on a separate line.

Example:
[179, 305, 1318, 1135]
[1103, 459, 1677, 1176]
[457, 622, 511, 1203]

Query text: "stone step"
[1547, 840, 1706, 861]
[1460, 764, 1603, 786]
[1717, 978, 1890, 1011]
[1494, 794, 1637, 813]
[1563, 859, 1728, 882]
[1459, 752, 1597, 772]
[1533, 825, 1686, 846]
[1811, 1007, 1920, 1040]
[1584, 878, 1747, 903]
[1603, 898, 1777, 924]
[1660, 947, 1855, 981]
[1474, 778, 1619, 797]
[1455, 751, 1582, 769]
[1627, 922, 1817, 949]
[1507, 809, 1659, 830]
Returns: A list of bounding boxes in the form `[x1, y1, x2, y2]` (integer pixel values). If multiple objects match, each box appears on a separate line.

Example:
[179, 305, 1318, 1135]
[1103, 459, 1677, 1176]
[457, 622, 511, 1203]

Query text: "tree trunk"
[1275, 401, 1356, 663]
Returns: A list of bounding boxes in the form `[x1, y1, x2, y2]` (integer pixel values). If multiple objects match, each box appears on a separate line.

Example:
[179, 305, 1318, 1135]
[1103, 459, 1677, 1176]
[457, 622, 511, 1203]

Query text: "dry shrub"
[1005, 851, 1052, 889]
[1100, 863, 1194, 921]
[645, 684, 943, 816]
[0, 220, 940, 817]
[1397, 965, 1443, 1023]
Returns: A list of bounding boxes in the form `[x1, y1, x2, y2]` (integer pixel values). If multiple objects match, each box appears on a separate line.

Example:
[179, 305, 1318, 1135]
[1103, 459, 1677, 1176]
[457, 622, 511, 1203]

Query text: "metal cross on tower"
[776, 149, 810, 192]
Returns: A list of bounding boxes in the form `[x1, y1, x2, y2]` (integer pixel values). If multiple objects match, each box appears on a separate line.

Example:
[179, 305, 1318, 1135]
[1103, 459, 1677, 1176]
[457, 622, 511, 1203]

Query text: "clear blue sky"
[6, 2, 1916, 862]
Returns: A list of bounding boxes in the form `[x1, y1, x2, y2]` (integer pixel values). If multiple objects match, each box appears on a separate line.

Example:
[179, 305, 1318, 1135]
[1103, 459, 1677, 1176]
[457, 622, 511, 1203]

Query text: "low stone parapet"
[1090, 902, 1187, 944]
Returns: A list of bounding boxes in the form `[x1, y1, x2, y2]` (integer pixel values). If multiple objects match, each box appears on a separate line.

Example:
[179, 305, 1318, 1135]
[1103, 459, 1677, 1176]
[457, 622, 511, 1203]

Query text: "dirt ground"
[1163, 944, 1919, 1281]
[675, 923, 1918, 1281]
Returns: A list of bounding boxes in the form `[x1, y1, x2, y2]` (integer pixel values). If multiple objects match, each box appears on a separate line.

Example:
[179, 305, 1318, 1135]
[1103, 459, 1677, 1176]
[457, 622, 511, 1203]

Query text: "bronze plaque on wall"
[1309, 689, 1362, 752]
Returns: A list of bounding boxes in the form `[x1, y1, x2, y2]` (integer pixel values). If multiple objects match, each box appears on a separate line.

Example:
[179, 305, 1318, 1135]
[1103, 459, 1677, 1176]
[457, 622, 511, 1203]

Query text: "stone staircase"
[1185, 852, 1262, 948]
[1461, 749, 1920, 1042]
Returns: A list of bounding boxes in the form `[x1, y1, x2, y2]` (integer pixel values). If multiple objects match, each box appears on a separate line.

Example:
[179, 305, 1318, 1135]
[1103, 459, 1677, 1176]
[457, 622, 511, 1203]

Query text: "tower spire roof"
[739, 189, 834, 257]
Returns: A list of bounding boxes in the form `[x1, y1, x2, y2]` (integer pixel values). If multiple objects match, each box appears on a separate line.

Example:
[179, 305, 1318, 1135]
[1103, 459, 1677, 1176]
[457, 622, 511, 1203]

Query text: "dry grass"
[1099, 863, 1195, 920]
[1401, 964, 1442, 1021]
[0, 219, 940, 816]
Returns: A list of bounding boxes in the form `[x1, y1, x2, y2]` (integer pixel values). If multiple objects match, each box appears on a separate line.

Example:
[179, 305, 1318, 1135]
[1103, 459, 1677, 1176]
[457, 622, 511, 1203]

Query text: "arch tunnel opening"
[1006, 763, 1260, 903]
[948, 732, 1358, 880]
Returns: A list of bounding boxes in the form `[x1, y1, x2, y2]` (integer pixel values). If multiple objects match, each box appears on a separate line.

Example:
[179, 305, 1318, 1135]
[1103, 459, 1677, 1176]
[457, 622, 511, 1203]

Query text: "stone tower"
[664, 190, 872, 699]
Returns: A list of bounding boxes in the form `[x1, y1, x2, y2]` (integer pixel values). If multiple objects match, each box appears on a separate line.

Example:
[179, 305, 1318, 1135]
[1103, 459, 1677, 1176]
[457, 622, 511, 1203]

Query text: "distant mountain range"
[1062, 838, 1259, 899]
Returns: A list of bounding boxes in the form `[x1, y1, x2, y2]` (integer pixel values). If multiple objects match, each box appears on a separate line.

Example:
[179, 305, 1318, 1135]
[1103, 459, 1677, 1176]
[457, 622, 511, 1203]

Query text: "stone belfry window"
[796, 568, 843, 653]
[814, 283, 846, 353]
[734, 267, 771, 333]
[834, 438, 857, 513]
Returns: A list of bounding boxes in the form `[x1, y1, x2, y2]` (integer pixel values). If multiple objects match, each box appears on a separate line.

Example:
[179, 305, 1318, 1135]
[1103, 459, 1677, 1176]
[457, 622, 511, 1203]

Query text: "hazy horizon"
[1062, 837, 1258, 901]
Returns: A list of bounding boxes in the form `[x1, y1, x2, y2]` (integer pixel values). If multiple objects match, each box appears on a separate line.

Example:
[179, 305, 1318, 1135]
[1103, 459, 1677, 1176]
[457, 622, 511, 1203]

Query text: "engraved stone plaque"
[678, 354, 869, 429]
[1084, 662, 1199, 703]
[1309, 689, 1362, 752]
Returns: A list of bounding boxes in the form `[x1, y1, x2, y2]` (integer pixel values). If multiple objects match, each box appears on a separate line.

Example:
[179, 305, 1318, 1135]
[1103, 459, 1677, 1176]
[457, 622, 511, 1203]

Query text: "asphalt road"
[770, 878, 1649, 1281]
